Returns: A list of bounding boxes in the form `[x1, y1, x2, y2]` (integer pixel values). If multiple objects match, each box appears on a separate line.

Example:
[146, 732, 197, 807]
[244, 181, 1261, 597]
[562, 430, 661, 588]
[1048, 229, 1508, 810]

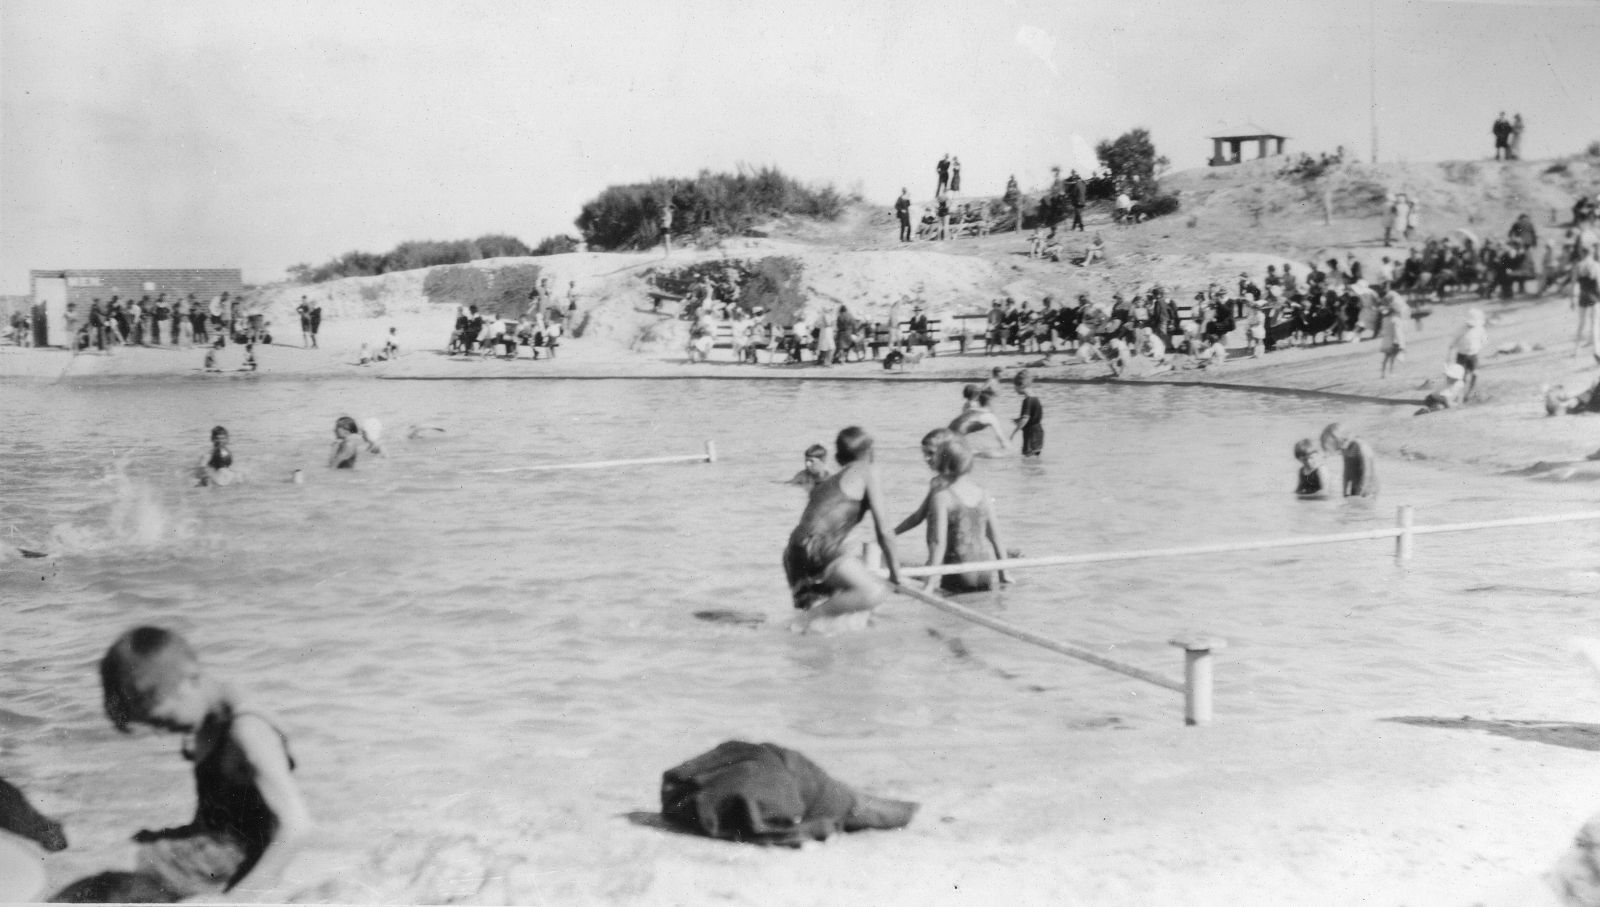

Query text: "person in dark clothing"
[894, 188, 912, 242]
[1010, 369, 1044, 456]
[935, 155, 950, 196]
[1066, 170, 1086, 231]
[1492, 112, 1513, 161]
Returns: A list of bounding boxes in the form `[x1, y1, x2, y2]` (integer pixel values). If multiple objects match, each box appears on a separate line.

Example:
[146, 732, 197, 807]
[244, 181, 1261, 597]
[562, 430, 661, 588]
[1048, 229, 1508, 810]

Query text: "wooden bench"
[867, 319, 946, 357]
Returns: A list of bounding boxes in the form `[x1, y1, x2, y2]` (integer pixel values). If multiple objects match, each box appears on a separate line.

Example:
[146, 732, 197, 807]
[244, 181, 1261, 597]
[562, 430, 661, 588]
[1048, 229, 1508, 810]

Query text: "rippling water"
[3, 377, 1597, 899]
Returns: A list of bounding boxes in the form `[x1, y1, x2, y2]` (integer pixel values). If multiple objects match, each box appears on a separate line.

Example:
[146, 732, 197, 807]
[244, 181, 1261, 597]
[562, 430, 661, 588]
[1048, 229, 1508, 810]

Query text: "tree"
[1095, 128, 1170, 188]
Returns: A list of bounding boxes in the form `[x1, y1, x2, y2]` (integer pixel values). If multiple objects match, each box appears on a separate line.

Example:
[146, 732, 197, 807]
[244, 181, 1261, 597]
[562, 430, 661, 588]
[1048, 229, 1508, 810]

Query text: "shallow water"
[3, 376, 1598, 899]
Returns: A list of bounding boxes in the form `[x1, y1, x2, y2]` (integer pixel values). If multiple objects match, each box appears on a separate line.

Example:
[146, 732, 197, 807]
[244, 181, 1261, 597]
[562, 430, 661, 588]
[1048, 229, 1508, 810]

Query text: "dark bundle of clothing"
[660, 741, 917, 847]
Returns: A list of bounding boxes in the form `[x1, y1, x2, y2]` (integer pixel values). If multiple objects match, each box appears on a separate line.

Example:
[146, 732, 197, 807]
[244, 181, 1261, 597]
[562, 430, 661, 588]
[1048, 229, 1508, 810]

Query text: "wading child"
[53, 626, 311, 902]
[1010, 369, 1044, 456]
[782, 426, 902, 632]
[329, 416, 361, 469]
[949, 388, 1010, 454]
[1320, 422, 1378, 497]
[786, 443, 833, 489]
[909, 433, 1011, 593]
[1293, 438, 1330, 498]
[195, 426, 238, 487]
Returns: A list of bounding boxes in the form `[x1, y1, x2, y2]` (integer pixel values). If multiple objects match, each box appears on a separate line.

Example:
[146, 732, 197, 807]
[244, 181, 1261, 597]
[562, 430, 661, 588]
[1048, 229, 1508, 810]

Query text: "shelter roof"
[1209, 123, 1288, 140]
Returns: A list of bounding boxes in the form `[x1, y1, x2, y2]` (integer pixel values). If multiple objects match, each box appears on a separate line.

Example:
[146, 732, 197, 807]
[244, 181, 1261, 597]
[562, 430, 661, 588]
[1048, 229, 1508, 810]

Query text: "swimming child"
[786, 443, 833, 488]
[1010, 369, 1044, 457]
[329, 416, 360, 469]
[1292, 438, 1330, 498]
[949, 388, 1010, 453]
[1319, 422, 1378, 497]
[54, 626, 311, 902]
[901, 432, 1010, 592]
[195, 426, 238, 487]
[782, 426, 902, 632]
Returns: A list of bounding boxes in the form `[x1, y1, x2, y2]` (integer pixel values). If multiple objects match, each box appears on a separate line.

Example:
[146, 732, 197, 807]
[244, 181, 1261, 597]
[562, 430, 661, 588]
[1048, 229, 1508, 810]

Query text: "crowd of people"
[445, 278, 579, 360]
[39, 292, 260, 355]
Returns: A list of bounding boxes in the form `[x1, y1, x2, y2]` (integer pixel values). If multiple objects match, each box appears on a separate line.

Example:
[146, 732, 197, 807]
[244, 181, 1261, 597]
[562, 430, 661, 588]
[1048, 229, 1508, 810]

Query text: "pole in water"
[1170, 636, 1225, 726]
[1395, 505, 1414, 562]
[704, 440, 718, 463]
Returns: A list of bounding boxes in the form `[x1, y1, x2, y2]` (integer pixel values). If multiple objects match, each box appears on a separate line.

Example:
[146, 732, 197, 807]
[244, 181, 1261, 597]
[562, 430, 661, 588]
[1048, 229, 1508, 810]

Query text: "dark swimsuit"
[208, 448, 232, 470]
[1017, 395, 1044, 456]
[1295, 467, 1323, 496]
[783, 480, 863, 609]
[940, 498, 996, 593]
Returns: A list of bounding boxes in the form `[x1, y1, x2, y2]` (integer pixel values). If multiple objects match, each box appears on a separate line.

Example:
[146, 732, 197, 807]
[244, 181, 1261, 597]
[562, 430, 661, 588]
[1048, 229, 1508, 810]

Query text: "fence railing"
[884, 507, 1600, 726]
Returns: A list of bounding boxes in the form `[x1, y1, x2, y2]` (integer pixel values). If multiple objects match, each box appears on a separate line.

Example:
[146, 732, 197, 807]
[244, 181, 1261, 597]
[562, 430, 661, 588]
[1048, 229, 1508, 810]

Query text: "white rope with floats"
[482, 441, 717, 475]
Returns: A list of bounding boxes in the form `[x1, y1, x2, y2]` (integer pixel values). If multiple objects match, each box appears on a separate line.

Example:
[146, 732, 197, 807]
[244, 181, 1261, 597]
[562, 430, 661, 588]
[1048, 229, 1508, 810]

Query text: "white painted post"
[1170, 637, 1226, 726]
[704, 440, 717, 463]
[1396, 505, 1414, 562]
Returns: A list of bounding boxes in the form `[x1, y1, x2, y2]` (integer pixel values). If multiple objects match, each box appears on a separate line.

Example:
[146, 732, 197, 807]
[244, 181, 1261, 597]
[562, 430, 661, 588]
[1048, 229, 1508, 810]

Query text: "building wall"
[28, 269, 243, 311]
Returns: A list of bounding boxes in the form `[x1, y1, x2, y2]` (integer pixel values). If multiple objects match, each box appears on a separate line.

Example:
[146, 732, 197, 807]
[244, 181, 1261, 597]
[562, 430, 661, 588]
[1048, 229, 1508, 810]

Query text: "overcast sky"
[2, 0, 1597, 293]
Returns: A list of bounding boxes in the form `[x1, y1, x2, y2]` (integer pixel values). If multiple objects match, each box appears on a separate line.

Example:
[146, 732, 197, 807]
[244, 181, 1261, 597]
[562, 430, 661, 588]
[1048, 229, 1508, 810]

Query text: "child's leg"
[810, 557, 888, 618]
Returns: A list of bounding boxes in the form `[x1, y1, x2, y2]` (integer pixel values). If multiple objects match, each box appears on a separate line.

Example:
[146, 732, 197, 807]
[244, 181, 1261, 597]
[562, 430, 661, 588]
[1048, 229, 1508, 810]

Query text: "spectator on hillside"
[659, 196, 674, 257]
[1003, 175, 1021, 231]
[1509, 213, 1538, 250]
[1492, 112, 1514, 160]
[936, 155, 951, 196]
[950, 157, 962, 193]
[1511, 113, 1525, 160]
[936, 196, 951, 241]
[1066, 170, 1086, 231]
[895, 188, 912, 242]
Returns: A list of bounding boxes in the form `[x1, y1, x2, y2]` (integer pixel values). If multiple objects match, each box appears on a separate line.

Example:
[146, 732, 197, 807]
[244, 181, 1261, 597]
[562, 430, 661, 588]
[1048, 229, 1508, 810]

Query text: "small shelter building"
[28, 268, 242, 347]
[1208, 124, 1288, 166]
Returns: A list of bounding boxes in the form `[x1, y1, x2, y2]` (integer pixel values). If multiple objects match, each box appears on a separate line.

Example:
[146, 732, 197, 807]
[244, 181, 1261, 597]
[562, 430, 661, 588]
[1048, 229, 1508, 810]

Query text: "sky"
[2, 0, 1598, 293]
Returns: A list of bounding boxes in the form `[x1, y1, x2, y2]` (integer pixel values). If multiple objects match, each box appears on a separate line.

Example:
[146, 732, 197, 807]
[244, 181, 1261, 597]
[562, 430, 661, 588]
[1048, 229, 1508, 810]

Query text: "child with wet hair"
[787, 443, 833, 488]
[52, 626, 310, 903]
[782, 426, 902, 632]
[329, 415, 361, 469]
[196, 426, 238, 487]
[1320, 422, 1378, 497]
[1293, 438, 1330, 498]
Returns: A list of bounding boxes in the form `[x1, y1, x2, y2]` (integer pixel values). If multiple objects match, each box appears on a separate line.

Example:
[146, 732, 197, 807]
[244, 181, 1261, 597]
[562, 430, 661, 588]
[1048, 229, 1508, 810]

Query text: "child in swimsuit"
[782, 426, 902, 632]
[1010, 369, 1044, 457]
[56, 627, 311, 902]
[196, 426, 238, 487]
[900, 431, 1010, 592]
[329, 416, 360, 469]
[787, 443, 833, 488]
[1293, 438, 1329, 498]
[948, 388, 1010, 453]
[1320, 422, 1378, 497]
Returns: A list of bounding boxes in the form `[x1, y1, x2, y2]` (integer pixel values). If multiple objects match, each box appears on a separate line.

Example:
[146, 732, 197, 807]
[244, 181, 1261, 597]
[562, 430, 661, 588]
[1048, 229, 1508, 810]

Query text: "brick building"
[28, 268, 243, 347]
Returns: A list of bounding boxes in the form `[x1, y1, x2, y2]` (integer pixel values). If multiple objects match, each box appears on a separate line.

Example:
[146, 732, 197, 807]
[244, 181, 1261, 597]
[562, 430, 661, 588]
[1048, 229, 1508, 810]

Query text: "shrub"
[575, 166, 845, 251]
[1140, 193, 1181, 219]
[1587, 140, 1600, 157]
[531, 235, 580, 256]
[289, 233, 533, 283]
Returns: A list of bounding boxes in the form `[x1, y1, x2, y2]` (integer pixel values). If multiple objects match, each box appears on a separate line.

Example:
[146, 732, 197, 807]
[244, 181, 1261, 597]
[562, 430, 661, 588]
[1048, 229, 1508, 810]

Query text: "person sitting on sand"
[50, 627, 311, 903]
[907, 432, 1011, 593]
[1416, 363, 1467, 415]
[381, 327, 398, 360]
[1292, 438, 1330, 499]
[948, 388, 1010, 454]
[329, 416, 361, 469]
[203, 339, 223, 373]
[195, 426, 239, 487]
[241, 343, 258, 372]
[786, 443, 833, 489]
[1320, 422, 1378, 497]
[782, 426, 902, 632]
[1079, 233, 1105, 267]
[1545, 376, 1600, 415]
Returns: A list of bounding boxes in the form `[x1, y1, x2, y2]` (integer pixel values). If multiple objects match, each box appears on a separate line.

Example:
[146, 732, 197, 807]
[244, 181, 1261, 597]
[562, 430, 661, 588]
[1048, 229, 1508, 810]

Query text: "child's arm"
[861, 466, 902, 585]
[222, 716, 312, 897]
[922, 492, 950, 591]
[328, 437, 356, 469]
[981, 494, 1011, 584]
[894, 487, 932, 536]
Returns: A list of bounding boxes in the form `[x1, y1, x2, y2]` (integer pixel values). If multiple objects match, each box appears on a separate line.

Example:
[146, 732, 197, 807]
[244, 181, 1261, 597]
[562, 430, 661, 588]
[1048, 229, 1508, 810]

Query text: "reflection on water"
[3, 377, 1597, 897]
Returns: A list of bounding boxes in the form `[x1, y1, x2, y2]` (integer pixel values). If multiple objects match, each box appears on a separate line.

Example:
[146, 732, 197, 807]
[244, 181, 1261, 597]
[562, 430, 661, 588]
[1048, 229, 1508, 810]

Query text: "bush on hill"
[653, 256, 807, 325]
[287, 234, 535, 284]
[421, 263, 544, 316]
[575, 166, 849, 251]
